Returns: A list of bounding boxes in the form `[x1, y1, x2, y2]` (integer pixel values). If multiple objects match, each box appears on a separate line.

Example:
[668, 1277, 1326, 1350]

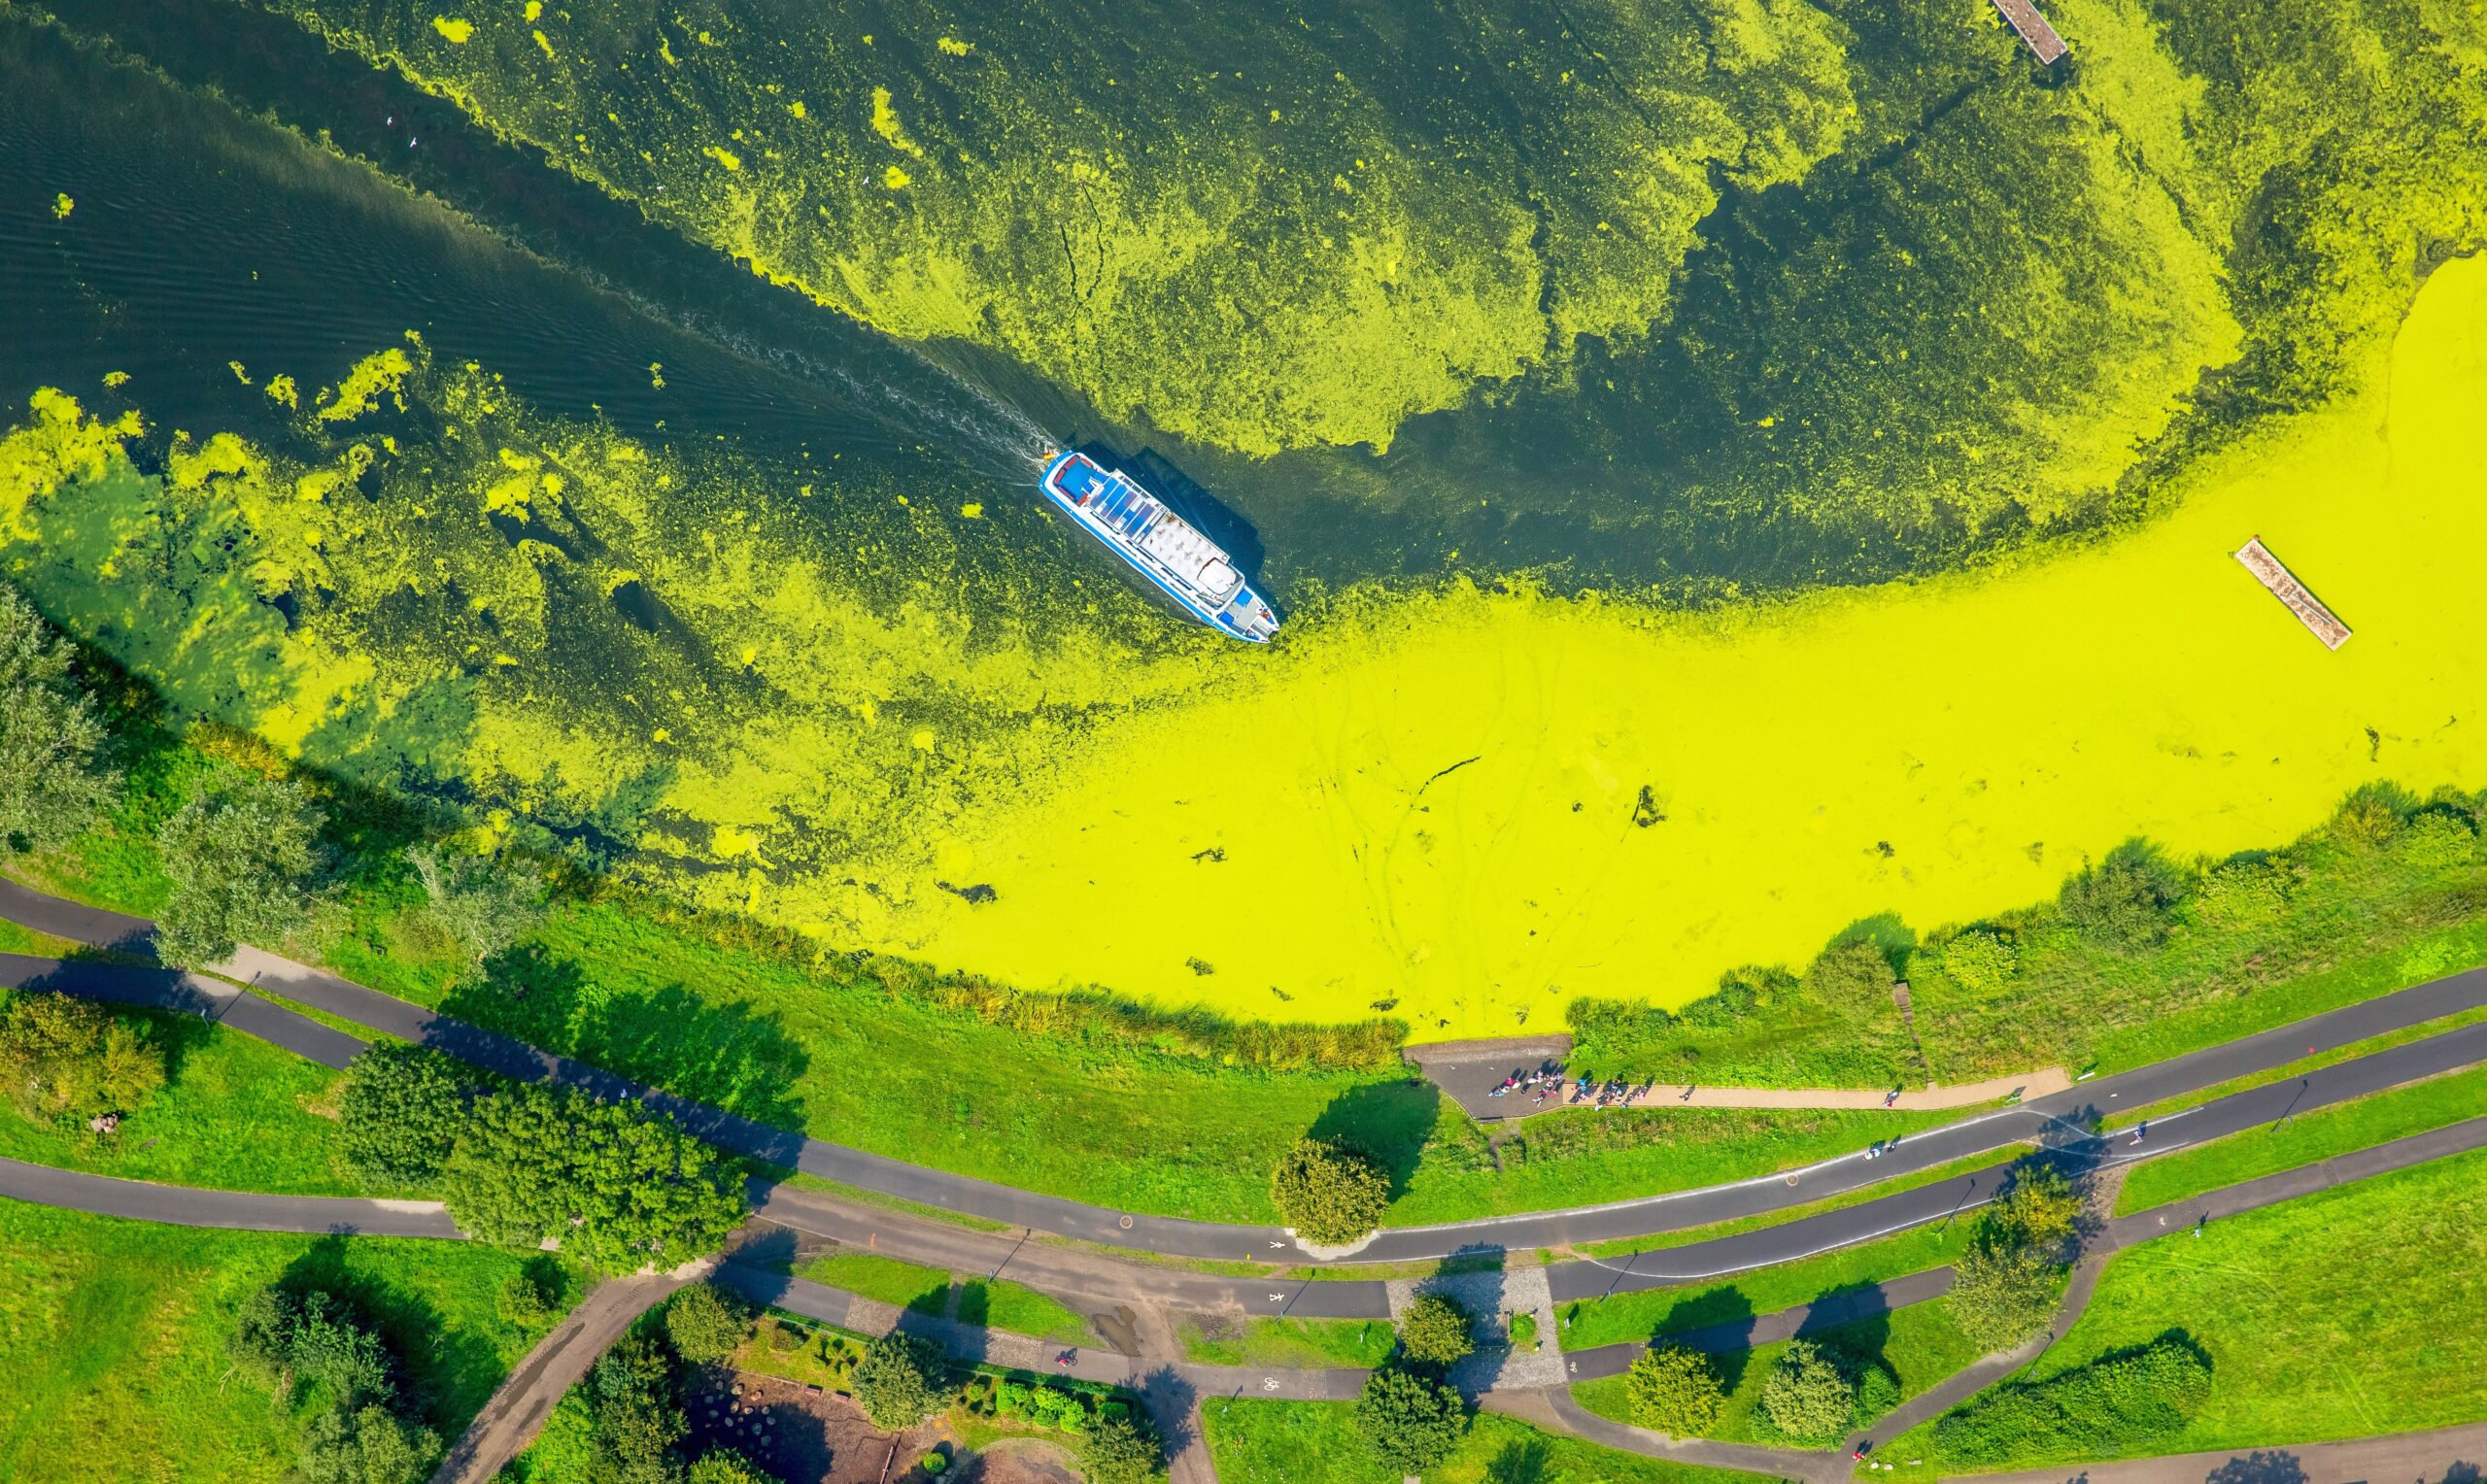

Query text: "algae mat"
[890, 256, 2487, 1037]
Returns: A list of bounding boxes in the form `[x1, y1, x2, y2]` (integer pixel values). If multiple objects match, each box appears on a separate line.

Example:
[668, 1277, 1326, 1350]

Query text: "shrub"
[2395, 811, 2478, 868]
[1353, 1366, 1467, 1473]
[2190, 860, 2288, 928]
[1948, 1243, 2062, 1352]
[295, 1401, 439, 1484]
[1758, 1338, 1855, 1441]
[496, 1260, 564, 1325]
[589, 1332, 687, 1484]
[1855, 1363, 1902, 1420]
[1931, 1336, 2212, 1467]
[1804, 939, 1898, 1021]
[1271, 1136, 1390, 1246]
[1079, 1412, 1163, 1484]
[0, 583, 119, 856]
[1988, 1165, 2082, 1251]
[850, 1332, 948, 1430]
[335, 1044, 468, 1188]
[2057, 841, 2186, 954]
[665, 1283, 756, 1364]
[686, 1449, 776, 1484]
[0, 994, 166, 1127]
[1939, 930, 2019, 994]
[406, 842, 548, 972]
[153, 772, 331, 967]
[1396, 1293, 1476, 1367]
[1625, 1344, 1724, 1434]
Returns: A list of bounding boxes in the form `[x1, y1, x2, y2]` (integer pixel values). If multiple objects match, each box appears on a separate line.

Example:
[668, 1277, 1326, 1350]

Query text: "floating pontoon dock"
[1993, 0, 2071, 61]
[2236, 537, 2352, 650]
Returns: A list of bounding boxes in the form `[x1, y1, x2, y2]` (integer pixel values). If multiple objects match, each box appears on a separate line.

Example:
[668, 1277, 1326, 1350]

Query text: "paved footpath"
[1950, 1421, 2487, 1484]
[0, 1156, 461, 1237]
[11, 874, 2487, 1267]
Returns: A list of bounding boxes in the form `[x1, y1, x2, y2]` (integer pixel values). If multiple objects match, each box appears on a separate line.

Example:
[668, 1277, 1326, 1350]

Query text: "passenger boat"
[1038, 450, 1279, 642]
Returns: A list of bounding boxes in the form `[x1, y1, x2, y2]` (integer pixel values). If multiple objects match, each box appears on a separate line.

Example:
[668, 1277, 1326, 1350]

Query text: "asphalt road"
[7, 873, 2484, 1264]
[0, 1156, 463, 1238]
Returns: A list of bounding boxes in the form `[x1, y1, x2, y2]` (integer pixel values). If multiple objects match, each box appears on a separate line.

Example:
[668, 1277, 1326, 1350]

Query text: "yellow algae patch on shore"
[892, 256, 2487, 1038]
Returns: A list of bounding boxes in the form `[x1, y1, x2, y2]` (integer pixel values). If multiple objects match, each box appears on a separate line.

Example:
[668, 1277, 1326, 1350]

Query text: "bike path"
[7, 874, 2484, 1263]
[0, 1156, 462, 1237]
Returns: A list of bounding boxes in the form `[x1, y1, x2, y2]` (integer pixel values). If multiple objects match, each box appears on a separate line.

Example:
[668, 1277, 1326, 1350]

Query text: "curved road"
[7, 874, 2485, 1265]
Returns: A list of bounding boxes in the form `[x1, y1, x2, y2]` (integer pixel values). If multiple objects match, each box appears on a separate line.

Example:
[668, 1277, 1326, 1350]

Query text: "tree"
[1987, 1165, 2082, 1252]
[0, 585, 119, 856]
[1625, 1344, 1725, 1435]
[406, 842, 547, 972]
[849, 1331, 948, 1430]
[1271, 1136, 1390, 1247]
[1947, 1241, 2062, 1351]
[664, 1283, 756, 1364]
[591, 1332, 687, 1484]
[1938, 930, 2019, 994]
[2057, 841, 2185, 954]
[437, 1084, 745, 1272]
[0, 994, 165, 1126]
[1757, 1338, 1855, 1441]
[1352, 1366, 1467, 1473]
[336, 1043, 468, 1187]
[296, 1402, 439, 1484]
[153, 772, 329, 967]
[1078, 1413, 1165, 1484]
[1396, 1293, 1476, 1368]
[1804, 938, 1897, 1021]
[497, 1259, 565, 1325]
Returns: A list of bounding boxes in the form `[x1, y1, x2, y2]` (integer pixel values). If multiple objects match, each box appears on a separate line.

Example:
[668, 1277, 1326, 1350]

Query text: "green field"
[1887, 1146, 2487, 1474]
[1179, 1316, 1395, 1370]
[2116, 1062, 2487, 1215]
[0, 1198, 572, 1481]
[1202, 1397, 1761, 1484]
[1560, 1225, 1967, 1353]
[1572, 1303, 1984, 1444]
[790, 1250, 1096, 1346]
[0, 992, 371, 1196]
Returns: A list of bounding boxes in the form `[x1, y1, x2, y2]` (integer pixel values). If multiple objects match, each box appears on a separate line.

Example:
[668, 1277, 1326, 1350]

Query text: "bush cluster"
[1270, 1136, 1390, 1246]
[228, 1283, 439, 1484]
[0, 994, 166, 1129]
[1931, 1336, 2212, 1467]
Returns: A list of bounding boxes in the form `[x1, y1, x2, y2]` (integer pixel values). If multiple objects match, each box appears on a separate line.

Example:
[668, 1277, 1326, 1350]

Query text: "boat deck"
[2236, 537, 2352, 650]
[1993, 0, 2070, 61]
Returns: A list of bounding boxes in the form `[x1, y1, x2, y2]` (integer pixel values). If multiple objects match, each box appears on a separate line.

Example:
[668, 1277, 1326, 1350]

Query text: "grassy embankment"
[1884, 1144, 2487, 1475]
[1557, 1226, 1967, 1354]
[1570, 1303, 1987, 1446]
[1203, 1398, 1760, 1484]
[1179, 1317, 1395, 1370]
[786, 1251, 1095, 1347]
[0, 1198, 574, 1481]
[0, 989, 373, 1196]
[2115, 1060, 2487, 1214]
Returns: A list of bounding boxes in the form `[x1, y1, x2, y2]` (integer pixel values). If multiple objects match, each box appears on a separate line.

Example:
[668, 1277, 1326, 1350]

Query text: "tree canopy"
[406, 842, 547, 971]
[1626, 1344, 1725, 1435]
[2057, 842, 2187, 955]
[1352, 1366, 1467, 1473]
[1804, 938, 1899, 1021]
[0, 584, 119, 856]
[0, 994, 165, 1127]
[1271, 1136, 1390, 1247]
[1758, 1338, 1856, 1441]
[849, 1332, 949, 1431]
[1078, 1413, 1166, 1484]
[1396, 1293, 1476, 1368]
[664, 1282, 756, 1365]
[335, 1043, 470, 1188]
[153, 772, 330, 968]
[437, 1082, 746, 1272]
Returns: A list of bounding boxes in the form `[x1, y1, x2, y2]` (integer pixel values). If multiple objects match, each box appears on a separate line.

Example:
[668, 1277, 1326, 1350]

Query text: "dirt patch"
[961, 1436, 1084, 1483]
[690, 1371, 1087, 1483]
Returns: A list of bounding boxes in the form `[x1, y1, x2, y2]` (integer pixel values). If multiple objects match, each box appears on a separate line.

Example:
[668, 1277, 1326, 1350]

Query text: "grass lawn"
[1559, 1224, 1967, 1352]
[1202, 1397, 1764, 1484]
[1385, 1101, 1976, 1226]
[790, 1251, 1096, 1344]
[2117, 1061, 2487, 1214]
[1572, 1303, 1985, 1443]
[1579, 1153, 2019, 1259]
[1884, 1145, 2487, 1475]
[1179, 1316, 1395, 1369]
[0, 1198, 575, 1481]
[0, 992, 374, 1196]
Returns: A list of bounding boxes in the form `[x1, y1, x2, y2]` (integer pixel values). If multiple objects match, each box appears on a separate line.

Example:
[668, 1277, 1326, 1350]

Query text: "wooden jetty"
[1993, 0, 2071, 62]
[2236, 537, 2352, 650]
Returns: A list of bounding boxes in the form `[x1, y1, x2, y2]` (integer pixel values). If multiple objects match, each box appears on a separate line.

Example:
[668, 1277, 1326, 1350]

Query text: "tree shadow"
[2202, 1452, 2308, 1484]
[1827, 912, 1917, 966]
[441, 944, 809, 1131]
[1486, 1434, 1553, 1484]
[1656, 1286, 1758, 1393]
[1308, 1078, 1441, 1197]
[271, 1233, 502, 1431]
